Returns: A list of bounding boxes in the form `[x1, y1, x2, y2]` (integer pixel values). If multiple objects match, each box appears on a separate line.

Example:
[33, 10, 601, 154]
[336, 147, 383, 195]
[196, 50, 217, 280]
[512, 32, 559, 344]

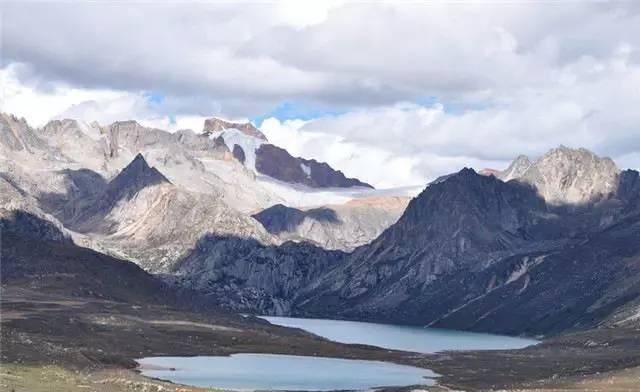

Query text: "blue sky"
[251, 101, 349, 126]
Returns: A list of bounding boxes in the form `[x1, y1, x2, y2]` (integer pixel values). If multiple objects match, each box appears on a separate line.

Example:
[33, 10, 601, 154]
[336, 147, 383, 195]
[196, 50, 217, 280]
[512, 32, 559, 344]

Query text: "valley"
[3, 286, 640, 392]
[1, 112, 640, 391]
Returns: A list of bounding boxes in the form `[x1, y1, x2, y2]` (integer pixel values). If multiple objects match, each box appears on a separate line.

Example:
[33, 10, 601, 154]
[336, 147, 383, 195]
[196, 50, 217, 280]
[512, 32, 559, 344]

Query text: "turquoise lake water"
[262, 316, 538, 353]
[137, 354, 435, 390]
[138, 316, 537, 390]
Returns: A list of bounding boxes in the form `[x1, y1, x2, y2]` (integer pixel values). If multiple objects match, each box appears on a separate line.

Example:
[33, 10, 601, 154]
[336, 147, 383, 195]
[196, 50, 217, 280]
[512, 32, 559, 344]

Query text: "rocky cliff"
[255, 144, 373, 189]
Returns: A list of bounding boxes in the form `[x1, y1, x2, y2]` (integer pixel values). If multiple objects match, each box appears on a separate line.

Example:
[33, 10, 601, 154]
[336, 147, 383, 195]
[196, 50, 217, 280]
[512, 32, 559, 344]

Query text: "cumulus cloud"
[6, 2, 639, 111]
[262, 42, 640, 187]
[2, 2, 640, 186]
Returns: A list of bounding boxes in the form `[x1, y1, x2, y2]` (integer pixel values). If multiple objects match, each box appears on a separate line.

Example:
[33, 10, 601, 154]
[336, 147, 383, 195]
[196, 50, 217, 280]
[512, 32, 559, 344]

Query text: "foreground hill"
[0, 209, 174, 303]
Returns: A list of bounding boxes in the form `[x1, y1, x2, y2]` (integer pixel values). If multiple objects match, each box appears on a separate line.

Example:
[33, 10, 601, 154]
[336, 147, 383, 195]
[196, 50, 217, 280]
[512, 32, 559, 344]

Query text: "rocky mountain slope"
[295, 165, 640, 335]
[54, 154, 275, 272]
[169, 235, 346, 315]
[2, 113, 376, 213]
[4, 109, 639, 337]
[497, 146, 620, 205]
[170, 147, 640, 335]
[0, 209, 174, 304]
[1, 112, 393, 266]
[204, 118, 373, 189]
[203, 117, 268, 140]
[253, 196, 409, 250]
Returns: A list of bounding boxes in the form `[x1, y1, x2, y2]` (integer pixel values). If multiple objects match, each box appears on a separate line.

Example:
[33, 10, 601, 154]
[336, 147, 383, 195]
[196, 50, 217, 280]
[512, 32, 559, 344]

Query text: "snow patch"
[617, 306, 640, 325]
[300, 162, 311, 177]
[257, 175, 419, 208]
[209, 128, 265, 172]
[506, 255, 547, 285]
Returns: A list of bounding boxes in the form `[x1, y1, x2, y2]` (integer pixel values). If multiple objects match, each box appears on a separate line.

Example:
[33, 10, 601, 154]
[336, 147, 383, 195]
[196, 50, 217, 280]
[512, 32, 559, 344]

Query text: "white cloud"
[2, 2, 640, 187]
[0, 64, 211, 132]
[54, 94, 210, 132]
[6, 2, 639, 111]
[0, 64, 122, 126]
[263, 43, 640, 186]
[262, 117, 424, 188]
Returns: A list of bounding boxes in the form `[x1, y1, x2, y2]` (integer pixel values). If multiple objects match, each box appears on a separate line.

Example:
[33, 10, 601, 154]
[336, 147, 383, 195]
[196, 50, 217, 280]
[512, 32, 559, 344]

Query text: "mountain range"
[2, 112, 639, 338]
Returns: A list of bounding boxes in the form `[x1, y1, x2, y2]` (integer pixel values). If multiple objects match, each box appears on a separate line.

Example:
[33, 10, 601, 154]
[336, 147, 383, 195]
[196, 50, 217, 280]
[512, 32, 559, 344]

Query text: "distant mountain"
[201, 117, 373, 189]
[0, 112, 394, 278]
[500, 154, 533, 182]
[2, 112, 377, 214]
[104, 153, 171, 201]
[478, 168, 501, 177]
[497, 146, 619, 205]
[57, 154, 274, 272]
[253, 196, 409, 250]
[7, 110, 638, 337]
[70, 153, 170, 233]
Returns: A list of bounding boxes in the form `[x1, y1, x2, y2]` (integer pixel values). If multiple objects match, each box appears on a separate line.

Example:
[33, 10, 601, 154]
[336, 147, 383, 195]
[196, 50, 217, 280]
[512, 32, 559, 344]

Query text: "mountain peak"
[547, 145, 596, 158]
[458, 167, 477, 176]
[500, 155, 532, 182]
[131, 152, 148, 166]
[109, 153, 171, 196]
[499, 146, 619, 205]
[202, 117, 267, 141]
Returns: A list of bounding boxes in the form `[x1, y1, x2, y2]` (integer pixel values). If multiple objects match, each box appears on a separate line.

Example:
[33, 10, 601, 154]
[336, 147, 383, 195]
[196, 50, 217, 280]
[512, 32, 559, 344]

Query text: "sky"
[1, 1, 640, 188]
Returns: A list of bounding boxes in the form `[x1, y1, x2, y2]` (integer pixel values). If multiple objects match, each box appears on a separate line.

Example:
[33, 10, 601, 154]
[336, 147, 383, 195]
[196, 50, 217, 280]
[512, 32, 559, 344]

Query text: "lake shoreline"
[260, 315, 537, 354]
[3, 286, 640, 391]
[137, 353, 437, 391]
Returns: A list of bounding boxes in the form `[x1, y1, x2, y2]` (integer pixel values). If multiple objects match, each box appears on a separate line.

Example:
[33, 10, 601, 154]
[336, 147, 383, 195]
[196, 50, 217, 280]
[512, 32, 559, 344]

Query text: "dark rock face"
[107, 153, 170, 197]
[295, 169, 640, 335]
[232, 144, 246, 164]
[618, 169, 640, 206]
[171, 235, 347, 315]
[252, 204, 339, 234]
[255, 144, 373, 188]
[202, 118, 267, 141]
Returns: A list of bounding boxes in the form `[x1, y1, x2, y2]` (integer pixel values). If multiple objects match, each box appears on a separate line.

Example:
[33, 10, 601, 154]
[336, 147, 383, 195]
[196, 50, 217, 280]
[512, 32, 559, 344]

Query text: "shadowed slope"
[295, 168, 640, 334]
